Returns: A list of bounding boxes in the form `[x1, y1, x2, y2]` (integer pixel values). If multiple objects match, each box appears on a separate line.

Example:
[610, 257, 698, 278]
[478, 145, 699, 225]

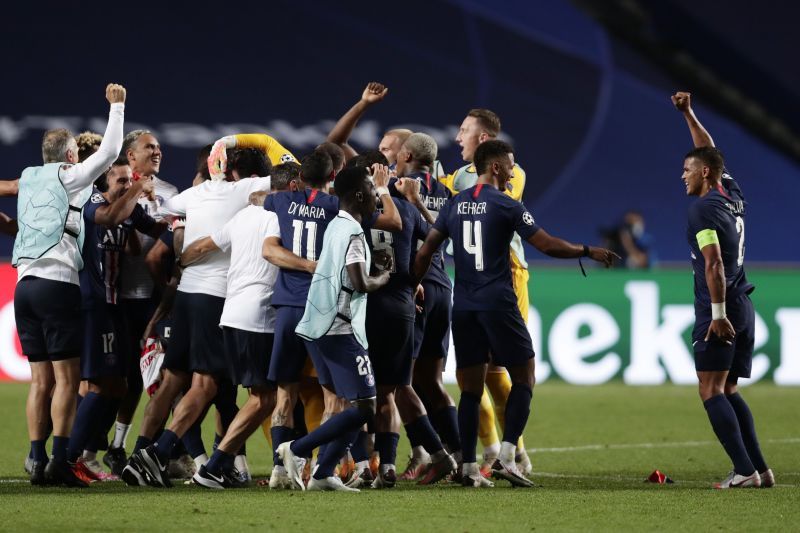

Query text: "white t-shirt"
[212, 206, 280, 333]
[160, 177, 271, 298]
[328, 232, 367, 335]
[119, 177, 179, 299]
[17, 103, 125, 285]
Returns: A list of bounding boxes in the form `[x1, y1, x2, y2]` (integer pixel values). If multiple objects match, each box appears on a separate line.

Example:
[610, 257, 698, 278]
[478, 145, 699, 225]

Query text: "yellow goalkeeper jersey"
[233, 134, 298, 166]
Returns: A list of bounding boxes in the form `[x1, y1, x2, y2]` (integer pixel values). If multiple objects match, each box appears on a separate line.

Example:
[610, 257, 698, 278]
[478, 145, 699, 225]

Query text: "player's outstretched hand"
[588, 246, 620, 268]
[705, 318, 735, 345]
[362, 82, 388, 104]
[414, 284, 424, 313]
[671, 91, 691, 112]
[106, 83, 127, 104]
[371, 163, 390, 188]
[208, 139, 228, 181]
[395, 176, 421, 202]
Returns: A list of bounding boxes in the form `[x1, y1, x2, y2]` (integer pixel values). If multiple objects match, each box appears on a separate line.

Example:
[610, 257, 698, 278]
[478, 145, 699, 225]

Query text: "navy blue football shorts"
[413, 281, 451, 360]
[693, 293, 755, 379]
[223, 327, 274, 388]
[366, 292, 415, 386]
[80, 303, 130, 380]
[15, 276, 82, 362]
[268, 306, 311, 384]
[451, 308, 535, 369]
[308, 334, 376, 401]
[162, 291, 226, 377]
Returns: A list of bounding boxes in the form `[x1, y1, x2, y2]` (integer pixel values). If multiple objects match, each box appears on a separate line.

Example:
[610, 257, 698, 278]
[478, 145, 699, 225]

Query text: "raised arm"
[371, 164, 401, 231]
[327, 82, 388, 162]
[93, 179, 153, 228]
[262, 236, 316, 273]
[671, 92, 715, 148]
[395, 177, 435, 225]
[62, 84, 126, 192]
[527, 228, 618, 267]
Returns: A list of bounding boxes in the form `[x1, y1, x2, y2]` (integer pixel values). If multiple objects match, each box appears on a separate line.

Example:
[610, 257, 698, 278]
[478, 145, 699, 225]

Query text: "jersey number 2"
[735, 216, 745, 266]
[356, 355, 373, 376]
[462, 221, 484, 271]
[291, 220, 318, 261]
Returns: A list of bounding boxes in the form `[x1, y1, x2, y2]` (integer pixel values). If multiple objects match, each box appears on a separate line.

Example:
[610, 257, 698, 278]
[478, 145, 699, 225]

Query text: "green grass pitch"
[0, 382, 797, 531]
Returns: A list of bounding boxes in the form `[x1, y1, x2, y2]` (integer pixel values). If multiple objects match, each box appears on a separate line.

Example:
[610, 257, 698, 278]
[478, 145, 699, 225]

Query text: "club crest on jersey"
[280, 153, 296, 163]
[91, 193, 105, 204]
[522, 212, 535, 226]
[365, 374, 375, 387]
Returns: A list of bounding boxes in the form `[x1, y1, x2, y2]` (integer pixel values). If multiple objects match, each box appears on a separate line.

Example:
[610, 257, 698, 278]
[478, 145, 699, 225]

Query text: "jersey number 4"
[291, 220, 318, 261]
[463, 221, 484, 271]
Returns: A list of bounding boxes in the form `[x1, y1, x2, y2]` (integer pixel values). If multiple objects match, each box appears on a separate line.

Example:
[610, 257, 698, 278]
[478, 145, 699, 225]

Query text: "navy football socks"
[406, 416, 444, 454]
[153, 429, 180, 464]
[313, 429, 359, 479]
[133, 436, 152, 454]
[431, 406, 461, 452]
[30, 439, 47, 462]
[182, 419, 207, 459]
[52, 436, 69, 464]
[375, 432, 400, 466]
[458, 391, 481, 463]
[67, 392, 104, 462]
[290, 407, 368, 459]
[726, 392, 768, 472]
[503, 384, 533, 445]
[704, 394, 755, 475]
[205, 449, 234, 476]
[271, 426, 294, 466]
[350, 430, 370, 463]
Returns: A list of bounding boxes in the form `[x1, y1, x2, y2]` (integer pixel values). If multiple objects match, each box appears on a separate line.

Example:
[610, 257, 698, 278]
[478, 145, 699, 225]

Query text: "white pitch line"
[534, 471, 798, 488]
[529, 437, 800, 454]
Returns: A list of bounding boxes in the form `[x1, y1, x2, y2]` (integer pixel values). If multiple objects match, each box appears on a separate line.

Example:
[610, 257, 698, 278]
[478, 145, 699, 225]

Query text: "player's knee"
[352, 397, 377, 421]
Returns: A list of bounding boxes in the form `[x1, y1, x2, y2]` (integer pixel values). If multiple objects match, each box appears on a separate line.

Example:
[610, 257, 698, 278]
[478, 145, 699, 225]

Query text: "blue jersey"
[265, 189, 341, 307]
[81, 189, 156, 308]
[392, 172, 451, 289]
[433, 184, 539, 311]
[366, 196, 428, 302]
[686, 172, 754, 307]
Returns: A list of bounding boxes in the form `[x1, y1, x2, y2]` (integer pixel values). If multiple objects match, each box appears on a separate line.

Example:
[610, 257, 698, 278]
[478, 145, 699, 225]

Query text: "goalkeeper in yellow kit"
[440, 109, 533, 477]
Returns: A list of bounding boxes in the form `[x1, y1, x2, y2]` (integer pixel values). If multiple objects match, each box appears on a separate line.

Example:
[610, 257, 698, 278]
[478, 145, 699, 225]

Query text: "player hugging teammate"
[12, 81, 761, 493]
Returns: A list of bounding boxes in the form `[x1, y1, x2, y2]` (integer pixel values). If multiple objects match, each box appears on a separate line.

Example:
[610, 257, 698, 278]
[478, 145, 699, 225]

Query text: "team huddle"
[11, 82, 773, 491]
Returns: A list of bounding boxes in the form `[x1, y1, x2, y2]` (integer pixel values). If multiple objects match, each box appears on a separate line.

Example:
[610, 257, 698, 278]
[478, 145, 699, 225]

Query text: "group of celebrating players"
[11, 81, 773, 491]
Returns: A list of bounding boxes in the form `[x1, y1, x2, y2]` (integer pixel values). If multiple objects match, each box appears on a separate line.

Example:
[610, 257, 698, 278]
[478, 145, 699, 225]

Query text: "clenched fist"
[106, 83, 127, 104]
[361, 82, 388, 104]
[671, 91, 691, 112]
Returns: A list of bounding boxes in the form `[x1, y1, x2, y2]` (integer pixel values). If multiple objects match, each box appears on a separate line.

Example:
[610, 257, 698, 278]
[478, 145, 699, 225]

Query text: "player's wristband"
[711, 302, 726, 320]
[582, 244, 590, 257]
[375, 186, 390, 197]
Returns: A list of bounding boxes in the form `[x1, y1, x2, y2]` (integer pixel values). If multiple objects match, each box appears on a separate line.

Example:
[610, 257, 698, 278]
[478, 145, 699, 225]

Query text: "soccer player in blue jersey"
[360, 145, 458, 488]
[262, 152, 401, 487]
[413, 140, 617, 487]
[672, 92, 772, 489]
[278, 166, 393, 492]
[70, 158, 166, 483]
[392, 133, 464, 481]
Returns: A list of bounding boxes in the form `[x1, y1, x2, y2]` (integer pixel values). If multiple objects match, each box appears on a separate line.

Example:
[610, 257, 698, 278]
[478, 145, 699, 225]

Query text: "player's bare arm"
[94, 179, 151, 227]
[527, 229, 619, 267]
[396, 177, 436, 225]
[262, 236, 316, 274]
[145, 238, 171, 287]
[371, 163, 402, 231]
[411, 227, 447, 287]
[0, 179, 19, 197]
[180, 236, 219, 267]
[0, 212, 17, 236]
[700, 241, 736, 343]
[327, 82, 388, 161]
[672, 91, 715, 148]
[346, 258, 391, 294]
[142, 275, 178, 341]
